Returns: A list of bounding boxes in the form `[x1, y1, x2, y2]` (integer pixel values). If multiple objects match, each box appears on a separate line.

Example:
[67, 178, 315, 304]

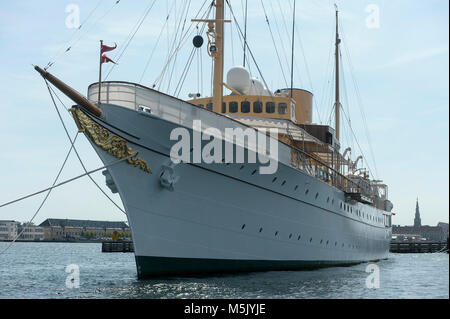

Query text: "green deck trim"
[135, 255, 364, 278]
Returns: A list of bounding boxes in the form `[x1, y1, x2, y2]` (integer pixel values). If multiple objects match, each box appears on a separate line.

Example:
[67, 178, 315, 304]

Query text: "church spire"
[414, 197, 421, 227]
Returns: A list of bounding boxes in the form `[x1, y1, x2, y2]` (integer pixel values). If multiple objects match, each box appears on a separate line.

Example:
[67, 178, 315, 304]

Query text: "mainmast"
[212, 0, 225, 113]
[334, 5, 341, 141]
[193, 0, 228, 113]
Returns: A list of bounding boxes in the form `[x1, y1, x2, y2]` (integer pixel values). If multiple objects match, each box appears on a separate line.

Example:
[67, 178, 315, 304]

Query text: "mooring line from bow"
[0, 154, 136, 210]
[44, 79, 126, 214]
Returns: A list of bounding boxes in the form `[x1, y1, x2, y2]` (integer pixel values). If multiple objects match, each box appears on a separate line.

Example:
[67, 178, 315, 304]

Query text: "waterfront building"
[38, 219, 130, 241]
[17, 223, 44, 241]
[392, 199, 448, 242]
[0, 220, 19, 240]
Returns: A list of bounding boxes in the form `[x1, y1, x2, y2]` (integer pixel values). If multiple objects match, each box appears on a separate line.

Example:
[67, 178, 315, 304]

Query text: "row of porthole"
[240, 224, 360, 249]
[218, 160, 384, 226]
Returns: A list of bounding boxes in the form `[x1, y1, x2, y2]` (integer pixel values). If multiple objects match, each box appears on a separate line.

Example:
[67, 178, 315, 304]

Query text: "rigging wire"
[260, 0, 289, 87]
[138, 7, 173, 84]
[0, 133, 78, 256]
[45, 82, 126, 214]
[45, 0, 113, 70]
[271, 0, 297, 84]
[105, 0, 158, 80]
[242, 0, 248, 67]
[340, 22, 379, 179]
[165, 0, 193, 93]
[153, 0, 213, 90]
[225, 0, 272, 98]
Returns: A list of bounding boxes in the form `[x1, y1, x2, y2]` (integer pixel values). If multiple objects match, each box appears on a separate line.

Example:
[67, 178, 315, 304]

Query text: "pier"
[102, 240, 134, 253]
[390, 241, 448, 254]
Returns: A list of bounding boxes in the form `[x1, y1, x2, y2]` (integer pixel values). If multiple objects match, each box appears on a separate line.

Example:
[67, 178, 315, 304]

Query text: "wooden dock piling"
[102, 240, 134, 253]
[390, 241, 448, 253]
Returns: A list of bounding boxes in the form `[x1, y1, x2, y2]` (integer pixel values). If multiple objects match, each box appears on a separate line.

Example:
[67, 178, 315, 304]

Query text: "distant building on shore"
[38, 218, 130, 241]
[17, 223, 44, 241]
[0, 221, 44, 241]
[392, 198, 448, 242]
[0, 221, 19, 240]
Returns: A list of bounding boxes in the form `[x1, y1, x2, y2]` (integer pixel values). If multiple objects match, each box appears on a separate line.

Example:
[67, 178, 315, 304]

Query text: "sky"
[0, 0, 448, 226]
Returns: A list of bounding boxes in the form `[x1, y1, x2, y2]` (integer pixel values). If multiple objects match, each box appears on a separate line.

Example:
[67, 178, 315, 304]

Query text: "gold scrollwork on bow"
[70, 107, 152, 174]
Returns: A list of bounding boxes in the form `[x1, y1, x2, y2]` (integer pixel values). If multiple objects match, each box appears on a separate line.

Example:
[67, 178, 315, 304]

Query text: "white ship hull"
[76, 87, 391, 278]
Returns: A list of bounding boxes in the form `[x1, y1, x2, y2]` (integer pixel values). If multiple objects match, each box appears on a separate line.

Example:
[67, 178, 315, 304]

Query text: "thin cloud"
[379, 45, 449, 68]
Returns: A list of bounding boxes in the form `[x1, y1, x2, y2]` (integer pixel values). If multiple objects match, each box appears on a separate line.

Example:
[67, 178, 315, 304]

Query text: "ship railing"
[88, 81, 374, 200]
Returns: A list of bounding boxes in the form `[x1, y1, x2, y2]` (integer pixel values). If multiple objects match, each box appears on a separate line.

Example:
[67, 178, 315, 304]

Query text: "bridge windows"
[266, 101, 275, 114]
[229, 101, 238, 113]
[278, 102, 288, 114]
[241, 101, 250, 113]
[253, 101, 263, 113]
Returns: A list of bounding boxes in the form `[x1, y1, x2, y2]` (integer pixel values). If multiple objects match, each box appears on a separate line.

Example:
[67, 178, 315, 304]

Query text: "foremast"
[193, 0, 229, 113]
[334, 5, 341, 142]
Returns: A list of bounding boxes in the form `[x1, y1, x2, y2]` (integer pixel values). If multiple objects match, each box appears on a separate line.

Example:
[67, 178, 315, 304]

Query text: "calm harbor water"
[0, 242, 448, 299]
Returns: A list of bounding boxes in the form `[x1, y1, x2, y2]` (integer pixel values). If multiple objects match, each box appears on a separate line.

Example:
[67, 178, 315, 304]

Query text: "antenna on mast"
[334, 4, 341, 141]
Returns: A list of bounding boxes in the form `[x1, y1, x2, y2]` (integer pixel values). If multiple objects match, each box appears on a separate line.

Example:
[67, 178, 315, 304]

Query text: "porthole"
[327, 197, 330, 203]
[272, 177, 277, 183]
[281, 180, 286, 186]
[297, 235, 301, 240]
[259, 227, 263, 233]
[294, 185, 299, 190]
[315, 193, 319, 199]
[326, 240, 329, 245]
[305, 189, 309, 195]
[241, 224, 246, 230]
[252, 169, 257, 175]
[309, 237, 313, 242]
[240, 165, 245, 170]
[320, 239, 323, 244]
[340, 203, 343, 209]
[275, 231, 279, 236]
[289, 234, 292, 239]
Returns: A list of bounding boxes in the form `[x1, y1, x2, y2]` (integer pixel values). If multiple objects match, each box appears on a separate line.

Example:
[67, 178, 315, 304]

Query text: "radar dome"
[248, 78, 268, 96]
[226, 66, 250, 94]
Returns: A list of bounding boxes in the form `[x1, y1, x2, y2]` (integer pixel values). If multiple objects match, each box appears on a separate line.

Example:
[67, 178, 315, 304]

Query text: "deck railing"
[88, 81, 375, 200]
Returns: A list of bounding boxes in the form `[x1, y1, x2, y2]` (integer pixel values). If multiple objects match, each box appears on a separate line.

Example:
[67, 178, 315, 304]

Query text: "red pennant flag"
[101, 53, 117, 64]
[101, 42, 117, 54]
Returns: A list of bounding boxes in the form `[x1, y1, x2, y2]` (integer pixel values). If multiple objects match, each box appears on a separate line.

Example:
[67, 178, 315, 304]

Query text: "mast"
[98, 40, 103, 105]
[334, 5, 341, 141]
[212, 0, 225, 113]
[290, 0, 296, 99]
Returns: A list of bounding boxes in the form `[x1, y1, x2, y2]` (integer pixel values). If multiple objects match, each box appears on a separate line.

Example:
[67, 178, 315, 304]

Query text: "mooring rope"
[45, 80, 126, 214]
[0, 154, 135, 210]
[0, 153, 135, 256]
[0, 132, 79, 255]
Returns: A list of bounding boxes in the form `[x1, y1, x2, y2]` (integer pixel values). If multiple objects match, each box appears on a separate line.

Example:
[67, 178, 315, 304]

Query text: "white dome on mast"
[226, 66, 251, 94]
